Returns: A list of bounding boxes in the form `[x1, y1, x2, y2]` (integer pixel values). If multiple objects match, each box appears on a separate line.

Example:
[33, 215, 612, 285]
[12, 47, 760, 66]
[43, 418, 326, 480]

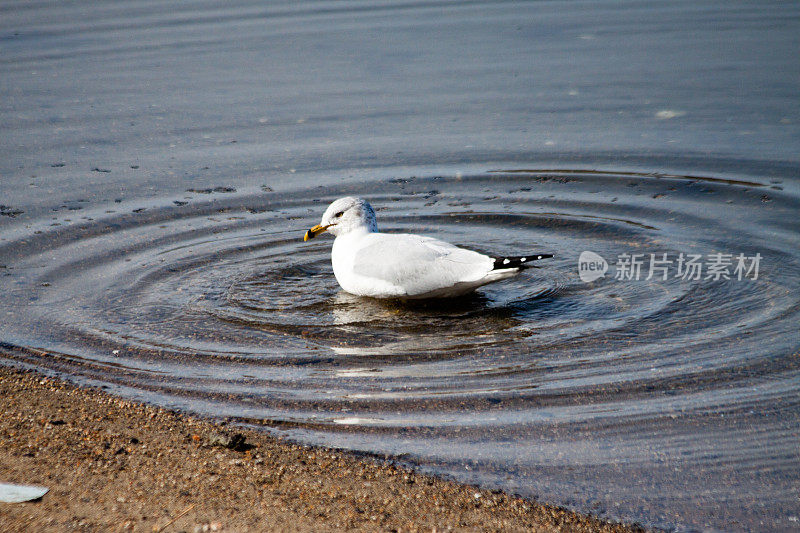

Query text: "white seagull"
[303, 197, 552, 299]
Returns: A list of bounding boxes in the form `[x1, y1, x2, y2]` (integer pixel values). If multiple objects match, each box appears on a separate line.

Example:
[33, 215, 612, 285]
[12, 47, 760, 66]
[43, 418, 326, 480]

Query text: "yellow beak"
[303, 224, 330, 241]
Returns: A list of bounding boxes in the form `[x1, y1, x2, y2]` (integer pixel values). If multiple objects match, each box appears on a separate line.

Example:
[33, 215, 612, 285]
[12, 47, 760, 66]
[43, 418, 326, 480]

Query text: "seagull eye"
[334, 211, 344, 218]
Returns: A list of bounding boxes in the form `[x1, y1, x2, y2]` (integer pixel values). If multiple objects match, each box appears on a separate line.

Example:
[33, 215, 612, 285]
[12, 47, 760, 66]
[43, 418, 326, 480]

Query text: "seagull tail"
[491, 253, 553, 270]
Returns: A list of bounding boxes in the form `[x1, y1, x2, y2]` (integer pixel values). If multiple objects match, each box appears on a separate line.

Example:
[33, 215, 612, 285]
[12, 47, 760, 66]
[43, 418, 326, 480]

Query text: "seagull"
[303, 197, 553, 299]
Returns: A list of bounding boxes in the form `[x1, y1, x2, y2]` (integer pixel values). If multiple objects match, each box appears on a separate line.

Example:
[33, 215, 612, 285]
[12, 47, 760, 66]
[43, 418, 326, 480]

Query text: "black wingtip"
[492, 254, 553, 270]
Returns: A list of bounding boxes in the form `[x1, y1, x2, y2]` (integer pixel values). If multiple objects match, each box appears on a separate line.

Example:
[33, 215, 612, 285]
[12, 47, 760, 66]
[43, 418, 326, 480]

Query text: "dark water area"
[1, 2, 799, 531]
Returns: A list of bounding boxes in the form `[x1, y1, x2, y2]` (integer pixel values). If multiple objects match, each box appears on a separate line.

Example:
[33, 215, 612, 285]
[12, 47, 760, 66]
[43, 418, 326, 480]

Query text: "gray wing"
[352, 233, 493, 296]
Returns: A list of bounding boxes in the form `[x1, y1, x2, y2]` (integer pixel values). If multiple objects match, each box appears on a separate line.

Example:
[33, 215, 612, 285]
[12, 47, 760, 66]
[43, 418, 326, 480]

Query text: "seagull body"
[304, 197, 552, 299]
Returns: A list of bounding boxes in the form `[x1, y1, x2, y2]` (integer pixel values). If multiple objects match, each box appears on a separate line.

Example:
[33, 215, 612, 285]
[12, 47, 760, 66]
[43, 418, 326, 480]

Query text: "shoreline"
[0, 366, 645, 532]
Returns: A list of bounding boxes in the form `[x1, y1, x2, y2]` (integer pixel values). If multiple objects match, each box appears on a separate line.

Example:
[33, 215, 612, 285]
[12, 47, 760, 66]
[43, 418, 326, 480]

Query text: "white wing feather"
[351, 233, 495, 297]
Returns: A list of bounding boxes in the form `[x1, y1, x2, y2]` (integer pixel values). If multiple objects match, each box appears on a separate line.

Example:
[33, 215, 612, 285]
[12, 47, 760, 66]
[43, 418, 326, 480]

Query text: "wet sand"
[0, 367, 644, 532]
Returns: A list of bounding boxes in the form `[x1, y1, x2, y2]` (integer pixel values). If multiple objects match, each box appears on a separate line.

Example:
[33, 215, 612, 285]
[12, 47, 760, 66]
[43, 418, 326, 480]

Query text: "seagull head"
[304, 197, 378, 241]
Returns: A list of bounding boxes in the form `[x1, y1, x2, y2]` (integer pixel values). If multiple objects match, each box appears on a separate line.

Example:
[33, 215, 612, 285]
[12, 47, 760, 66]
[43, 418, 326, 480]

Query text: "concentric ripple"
[1, 168, 799, 530]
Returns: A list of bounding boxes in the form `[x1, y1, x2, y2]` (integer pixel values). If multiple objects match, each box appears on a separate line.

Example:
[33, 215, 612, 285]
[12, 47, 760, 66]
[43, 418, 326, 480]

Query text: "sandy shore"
[0, 367, 645, 532]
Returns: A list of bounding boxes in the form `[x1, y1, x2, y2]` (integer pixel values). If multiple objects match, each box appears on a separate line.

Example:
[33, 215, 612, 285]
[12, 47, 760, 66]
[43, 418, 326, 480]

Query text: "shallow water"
[2, 1, 799, 531]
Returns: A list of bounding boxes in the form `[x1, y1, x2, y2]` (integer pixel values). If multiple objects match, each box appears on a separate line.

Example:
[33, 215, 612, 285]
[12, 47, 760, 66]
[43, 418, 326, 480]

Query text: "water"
[1, 2, 799, 531]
